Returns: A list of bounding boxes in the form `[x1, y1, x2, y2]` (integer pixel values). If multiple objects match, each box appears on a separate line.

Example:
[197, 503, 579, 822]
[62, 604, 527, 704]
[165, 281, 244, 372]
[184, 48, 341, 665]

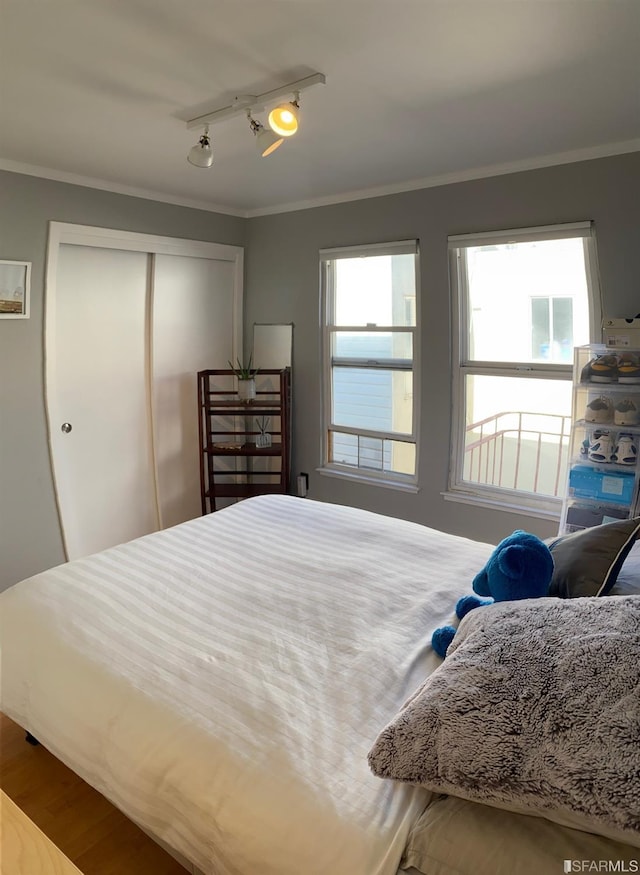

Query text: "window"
[320, 240, 419, 488]
[448, 222, 601, 515]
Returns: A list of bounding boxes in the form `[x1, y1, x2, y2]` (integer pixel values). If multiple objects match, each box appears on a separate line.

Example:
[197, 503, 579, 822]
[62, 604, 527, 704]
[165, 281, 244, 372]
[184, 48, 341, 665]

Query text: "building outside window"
[447, 222, 601, 516]
[319, 240, 419, 489]
[531, 296, 574, 362]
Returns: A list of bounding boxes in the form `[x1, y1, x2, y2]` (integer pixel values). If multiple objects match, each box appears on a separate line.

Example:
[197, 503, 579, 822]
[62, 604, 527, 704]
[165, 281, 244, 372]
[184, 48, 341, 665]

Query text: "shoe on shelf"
[585, 396, 614, 423]
[612, 433, 638, 466]
[588, 430, 614, 463]
[580, 359, 595, 382]
[614, 398, 640, 426]
[617, 353, 640, 384]
[590, 354, 619, 383]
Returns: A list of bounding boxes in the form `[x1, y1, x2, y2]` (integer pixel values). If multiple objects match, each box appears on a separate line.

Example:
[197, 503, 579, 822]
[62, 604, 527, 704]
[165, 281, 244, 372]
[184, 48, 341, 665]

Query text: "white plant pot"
[237, 378, 256, 402]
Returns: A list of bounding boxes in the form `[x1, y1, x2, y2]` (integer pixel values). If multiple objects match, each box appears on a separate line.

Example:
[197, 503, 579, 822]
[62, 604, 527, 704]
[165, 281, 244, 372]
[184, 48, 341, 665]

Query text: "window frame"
[447, 222, 602, 518]
[319, 240, 420, 490]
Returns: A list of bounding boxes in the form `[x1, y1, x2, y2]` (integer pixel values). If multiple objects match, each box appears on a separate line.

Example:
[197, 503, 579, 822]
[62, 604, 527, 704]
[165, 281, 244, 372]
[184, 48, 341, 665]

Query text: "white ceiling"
[1, 0, 639, 217]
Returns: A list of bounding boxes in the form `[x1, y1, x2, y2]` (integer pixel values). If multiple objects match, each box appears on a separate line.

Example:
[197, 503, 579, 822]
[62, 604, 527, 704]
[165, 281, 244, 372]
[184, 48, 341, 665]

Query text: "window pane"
[331, 431, 359, 466]
[552, 297, 573, 361]
[333, 254, 416, 327]
[329, 431, 416, 476]
[531, 297, 550, 359]
[464, 238, 589, 363]
[332, 367, 413, 434]
[462, 375, 572, 497]
[333, 331, 412, 360]
[385, 440, 415, 476]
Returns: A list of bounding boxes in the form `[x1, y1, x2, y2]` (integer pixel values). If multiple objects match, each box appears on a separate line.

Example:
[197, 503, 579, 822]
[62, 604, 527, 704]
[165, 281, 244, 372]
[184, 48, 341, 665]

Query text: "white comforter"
[0, 495, 494, 875]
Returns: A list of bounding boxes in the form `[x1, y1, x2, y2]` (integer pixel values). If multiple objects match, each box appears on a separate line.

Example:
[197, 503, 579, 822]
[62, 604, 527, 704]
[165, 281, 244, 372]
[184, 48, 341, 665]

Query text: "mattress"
[0, 494, 496, 875]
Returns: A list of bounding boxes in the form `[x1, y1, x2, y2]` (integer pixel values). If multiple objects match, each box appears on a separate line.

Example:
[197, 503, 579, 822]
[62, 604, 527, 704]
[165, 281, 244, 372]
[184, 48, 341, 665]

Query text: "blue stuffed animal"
[431, 530, 554, 659]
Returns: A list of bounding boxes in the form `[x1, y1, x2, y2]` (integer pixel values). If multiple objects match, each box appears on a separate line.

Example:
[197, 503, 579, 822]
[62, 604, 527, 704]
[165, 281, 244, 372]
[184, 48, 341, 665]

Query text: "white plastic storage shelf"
[560, 344, 640, 534]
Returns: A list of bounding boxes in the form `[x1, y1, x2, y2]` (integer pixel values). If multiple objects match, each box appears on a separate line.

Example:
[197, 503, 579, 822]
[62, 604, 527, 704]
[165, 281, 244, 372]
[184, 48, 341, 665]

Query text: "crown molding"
[0, 158, 247, 217]
[246, 138, 640, 217]
[1, 138, 638, 221]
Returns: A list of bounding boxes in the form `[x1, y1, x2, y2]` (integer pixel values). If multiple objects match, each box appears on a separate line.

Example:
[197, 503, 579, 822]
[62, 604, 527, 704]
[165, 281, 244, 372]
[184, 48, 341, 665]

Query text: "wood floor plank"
[1, 790, 83, 875]
[0, 714, 187, 874]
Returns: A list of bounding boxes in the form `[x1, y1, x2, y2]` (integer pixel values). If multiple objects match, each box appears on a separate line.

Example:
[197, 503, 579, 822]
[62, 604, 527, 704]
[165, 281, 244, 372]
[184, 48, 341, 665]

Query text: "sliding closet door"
[49, 244, 158, 560]
[152, 254, 236, 529]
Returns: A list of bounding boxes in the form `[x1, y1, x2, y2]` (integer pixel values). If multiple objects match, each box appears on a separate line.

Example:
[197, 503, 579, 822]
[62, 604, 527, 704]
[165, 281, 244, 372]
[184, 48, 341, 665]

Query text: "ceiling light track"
[185, 71, 325, 167]
[185, 72, 325, 130]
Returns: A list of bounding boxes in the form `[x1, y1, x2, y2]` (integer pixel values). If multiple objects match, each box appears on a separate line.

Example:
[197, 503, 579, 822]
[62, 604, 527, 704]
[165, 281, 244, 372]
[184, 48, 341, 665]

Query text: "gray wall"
[0, 171, 246, 592]
[244, 152, 640, 544]
[1, 154, 638, 592]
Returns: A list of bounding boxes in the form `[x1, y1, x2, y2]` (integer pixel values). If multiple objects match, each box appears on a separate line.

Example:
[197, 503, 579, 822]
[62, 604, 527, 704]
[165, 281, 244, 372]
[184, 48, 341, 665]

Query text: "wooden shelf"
[204, 406, 282, 416]
[197, 368, 291, 513]
[205, 483, 286, 499]
[205, 442, 283, 456]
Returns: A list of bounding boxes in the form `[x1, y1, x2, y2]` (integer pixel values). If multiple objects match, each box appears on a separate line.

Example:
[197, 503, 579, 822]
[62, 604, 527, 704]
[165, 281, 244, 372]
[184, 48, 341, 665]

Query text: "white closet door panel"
[152, 254, 236, 529]
[50, 244, 158, 559]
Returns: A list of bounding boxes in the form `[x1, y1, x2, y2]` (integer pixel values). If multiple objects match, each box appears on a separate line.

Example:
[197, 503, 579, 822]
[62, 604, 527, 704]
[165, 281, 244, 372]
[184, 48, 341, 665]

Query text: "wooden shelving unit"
[197, 368, 291, 513]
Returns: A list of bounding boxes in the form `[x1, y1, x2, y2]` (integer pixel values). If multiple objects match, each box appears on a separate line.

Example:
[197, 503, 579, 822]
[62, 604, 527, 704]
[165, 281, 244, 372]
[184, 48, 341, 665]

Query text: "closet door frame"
[45, 221, 244, 560]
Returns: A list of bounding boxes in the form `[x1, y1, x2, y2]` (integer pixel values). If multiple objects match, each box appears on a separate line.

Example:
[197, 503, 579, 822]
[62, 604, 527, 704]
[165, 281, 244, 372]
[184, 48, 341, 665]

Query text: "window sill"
[442, 489, 561, 522]
[317, 466, 419, 493]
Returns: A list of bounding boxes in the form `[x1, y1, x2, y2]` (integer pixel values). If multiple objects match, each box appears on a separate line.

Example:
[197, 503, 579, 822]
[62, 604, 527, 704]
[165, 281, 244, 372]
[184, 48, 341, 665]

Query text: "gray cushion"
[611, 541, 640, 595]
[403, 795, 640, 875]
[545, 517, 640, 597]
[368, 597, 640, 848]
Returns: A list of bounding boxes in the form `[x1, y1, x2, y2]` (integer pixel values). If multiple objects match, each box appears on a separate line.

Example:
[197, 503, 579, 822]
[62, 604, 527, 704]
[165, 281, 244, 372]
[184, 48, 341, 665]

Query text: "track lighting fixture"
[184, 72, 325, 169]
[187, 126, 213, 167]
[247, 112, 284, 157]
[268, 92, 300, 138]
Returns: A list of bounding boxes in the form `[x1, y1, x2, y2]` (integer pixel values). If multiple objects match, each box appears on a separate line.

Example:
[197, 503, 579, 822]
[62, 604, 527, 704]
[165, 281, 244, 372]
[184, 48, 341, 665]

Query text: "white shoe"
[614, 398, 640, 426]
[612, 434, 638, 466]
[588, 431, 614, 463]
[585, 396, 614, 423]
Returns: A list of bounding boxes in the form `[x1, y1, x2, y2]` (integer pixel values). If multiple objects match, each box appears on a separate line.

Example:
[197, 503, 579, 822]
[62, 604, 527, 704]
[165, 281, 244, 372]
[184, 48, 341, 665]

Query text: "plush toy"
[431, 530, 554, 659]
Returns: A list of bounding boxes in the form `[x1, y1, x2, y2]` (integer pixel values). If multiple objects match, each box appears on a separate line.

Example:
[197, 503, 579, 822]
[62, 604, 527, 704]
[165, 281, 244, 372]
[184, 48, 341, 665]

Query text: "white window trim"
[317, 464, 420, 493]
[319, 240, 420, 487]
[441, 487, 562, 521]
[447, 221, 603, 514]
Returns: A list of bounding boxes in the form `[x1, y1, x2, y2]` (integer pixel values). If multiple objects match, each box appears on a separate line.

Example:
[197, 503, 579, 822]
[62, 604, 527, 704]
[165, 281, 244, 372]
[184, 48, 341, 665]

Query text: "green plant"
[227, 355, 259, 380]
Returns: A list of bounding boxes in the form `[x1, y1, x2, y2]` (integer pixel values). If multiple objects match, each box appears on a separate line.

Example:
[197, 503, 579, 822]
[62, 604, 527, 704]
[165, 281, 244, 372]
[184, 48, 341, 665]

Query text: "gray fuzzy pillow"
[368, 597, 640, 848]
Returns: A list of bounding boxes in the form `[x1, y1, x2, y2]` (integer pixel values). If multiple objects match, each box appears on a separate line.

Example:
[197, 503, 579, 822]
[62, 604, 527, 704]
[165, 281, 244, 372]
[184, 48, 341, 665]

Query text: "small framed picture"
[0, 260, 31, 319]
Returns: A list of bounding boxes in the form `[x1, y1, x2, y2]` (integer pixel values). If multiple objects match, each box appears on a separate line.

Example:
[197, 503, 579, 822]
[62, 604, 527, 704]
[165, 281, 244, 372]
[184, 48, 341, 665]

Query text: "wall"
[0, 170, 246, 592]
[244, 152, 640, 545]
[2, 154, 638, 592]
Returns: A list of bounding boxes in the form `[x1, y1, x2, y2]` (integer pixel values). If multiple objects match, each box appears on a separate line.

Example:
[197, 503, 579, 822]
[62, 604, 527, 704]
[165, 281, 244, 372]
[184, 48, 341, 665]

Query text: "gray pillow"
[611, 541, 640, 595]
[368, 597, 640, 848]
[403, 795, 640, 875]
[545, 517, 640, 597]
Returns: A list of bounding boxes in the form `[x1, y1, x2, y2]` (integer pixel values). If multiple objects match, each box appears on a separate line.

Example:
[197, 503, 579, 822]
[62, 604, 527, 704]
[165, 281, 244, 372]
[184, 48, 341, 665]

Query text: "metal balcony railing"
[464, 411, 572, 497]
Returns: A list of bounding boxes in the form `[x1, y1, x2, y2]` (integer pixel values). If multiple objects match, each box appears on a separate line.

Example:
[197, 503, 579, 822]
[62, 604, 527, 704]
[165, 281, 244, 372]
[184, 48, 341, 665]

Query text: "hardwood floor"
[0, 713, 187, 874]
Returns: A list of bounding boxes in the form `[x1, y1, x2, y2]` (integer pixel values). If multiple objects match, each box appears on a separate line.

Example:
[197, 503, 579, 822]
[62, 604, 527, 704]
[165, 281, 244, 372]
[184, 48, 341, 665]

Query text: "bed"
[1, 494, 638, 874]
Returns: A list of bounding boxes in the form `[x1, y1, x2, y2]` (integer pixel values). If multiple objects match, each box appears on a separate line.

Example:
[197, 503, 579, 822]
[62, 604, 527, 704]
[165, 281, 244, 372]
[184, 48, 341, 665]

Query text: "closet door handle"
[61, 422, 72, 434]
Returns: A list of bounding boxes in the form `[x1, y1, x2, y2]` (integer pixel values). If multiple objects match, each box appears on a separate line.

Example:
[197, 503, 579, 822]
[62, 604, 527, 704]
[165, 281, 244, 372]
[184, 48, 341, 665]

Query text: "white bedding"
[0, 495, 495, 875]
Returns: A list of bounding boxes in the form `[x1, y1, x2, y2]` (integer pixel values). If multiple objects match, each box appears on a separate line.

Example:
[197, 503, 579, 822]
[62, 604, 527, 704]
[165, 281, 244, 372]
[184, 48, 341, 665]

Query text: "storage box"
[565, 504, 628, 530]
[603, 317, 640, 349]
[568, 464, 636, 505]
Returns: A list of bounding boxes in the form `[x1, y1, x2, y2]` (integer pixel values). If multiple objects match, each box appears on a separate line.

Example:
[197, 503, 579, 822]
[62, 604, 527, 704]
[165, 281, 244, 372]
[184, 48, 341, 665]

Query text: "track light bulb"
[187, 127, 213, 167]
[268, 94, 300, 137]
[247, 113, 284, 157]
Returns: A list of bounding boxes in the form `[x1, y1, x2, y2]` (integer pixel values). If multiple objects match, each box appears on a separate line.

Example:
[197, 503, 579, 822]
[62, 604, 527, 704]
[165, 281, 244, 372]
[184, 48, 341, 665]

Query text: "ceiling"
[1, 0, 639, 217]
